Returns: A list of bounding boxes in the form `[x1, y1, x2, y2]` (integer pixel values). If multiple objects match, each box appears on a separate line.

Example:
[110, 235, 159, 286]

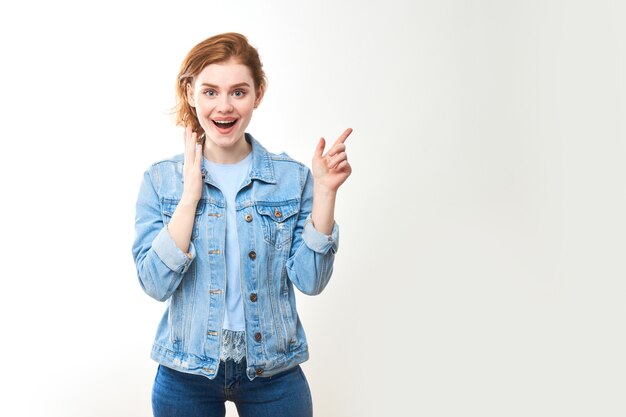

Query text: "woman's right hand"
[165, 126, 204, 255]
[182, 126, 204, 203]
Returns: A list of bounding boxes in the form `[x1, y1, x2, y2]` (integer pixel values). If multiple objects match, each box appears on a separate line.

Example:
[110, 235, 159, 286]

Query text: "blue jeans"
[152, 360, 313, 417]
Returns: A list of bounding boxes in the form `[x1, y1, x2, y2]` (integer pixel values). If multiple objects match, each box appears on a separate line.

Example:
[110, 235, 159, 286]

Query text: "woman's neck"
[203, 137, 252, 164]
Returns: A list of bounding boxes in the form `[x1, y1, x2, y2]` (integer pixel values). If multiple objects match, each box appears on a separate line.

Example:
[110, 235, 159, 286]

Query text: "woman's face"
[188, 58, 262, 161]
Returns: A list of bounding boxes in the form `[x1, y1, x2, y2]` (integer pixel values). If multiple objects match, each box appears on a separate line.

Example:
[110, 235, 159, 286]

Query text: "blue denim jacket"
[132, 134, 339, 380]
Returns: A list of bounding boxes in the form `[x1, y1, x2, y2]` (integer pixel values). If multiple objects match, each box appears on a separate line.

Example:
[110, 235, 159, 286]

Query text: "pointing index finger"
[334, 128, 353, 145]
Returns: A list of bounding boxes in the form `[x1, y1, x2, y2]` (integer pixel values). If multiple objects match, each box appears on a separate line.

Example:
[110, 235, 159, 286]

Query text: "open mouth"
[212, 119, 238, 131]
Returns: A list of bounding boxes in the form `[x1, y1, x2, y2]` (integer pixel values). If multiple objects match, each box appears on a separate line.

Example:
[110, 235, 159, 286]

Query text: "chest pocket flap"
[255, 200, 299, 223]
[255, 200, 300, 249]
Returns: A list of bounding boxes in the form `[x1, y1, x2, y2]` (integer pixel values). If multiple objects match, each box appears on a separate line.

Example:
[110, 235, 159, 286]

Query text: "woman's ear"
[186, 83, 196, 108]
[254, 87, 265, 109]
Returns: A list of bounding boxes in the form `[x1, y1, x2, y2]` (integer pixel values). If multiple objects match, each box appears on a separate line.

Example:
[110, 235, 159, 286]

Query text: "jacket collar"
[194, 133, 277, 185]
[245, 133, 277, 184]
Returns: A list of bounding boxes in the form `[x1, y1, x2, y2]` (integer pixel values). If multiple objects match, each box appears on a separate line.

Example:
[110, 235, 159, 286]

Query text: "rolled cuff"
[152, 226, 196, 274]
[302, 215, 339, 254]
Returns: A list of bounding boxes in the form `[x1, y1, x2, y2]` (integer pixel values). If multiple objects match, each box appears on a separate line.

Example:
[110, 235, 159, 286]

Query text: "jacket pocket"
[161, 198, 205, 240]
[255, 200, 300, 249]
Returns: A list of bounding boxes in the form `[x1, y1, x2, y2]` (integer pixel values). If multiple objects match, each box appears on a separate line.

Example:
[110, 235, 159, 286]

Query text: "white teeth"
[214, 120, 236, 124]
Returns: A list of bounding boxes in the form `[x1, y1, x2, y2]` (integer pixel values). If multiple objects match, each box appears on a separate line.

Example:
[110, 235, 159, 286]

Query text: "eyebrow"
[199, 82, 251, 89]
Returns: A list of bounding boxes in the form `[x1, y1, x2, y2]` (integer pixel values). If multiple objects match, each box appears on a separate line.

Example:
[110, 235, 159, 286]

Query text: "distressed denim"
[132, 134, 339, 380]
[152, 360, 312, 417]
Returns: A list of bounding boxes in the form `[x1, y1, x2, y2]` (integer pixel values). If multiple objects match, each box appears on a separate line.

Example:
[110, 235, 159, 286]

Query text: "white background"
[1, 0, 625, 416]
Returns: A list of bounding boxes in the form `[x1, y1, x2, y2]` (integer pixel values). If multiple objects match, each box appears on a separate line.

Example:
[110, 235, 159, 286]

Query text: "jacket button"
[244, 213, 253, 222]
[248, 251, 256, 260]
[255, 332, 262, 341]
[274, 209, 282, 217]
[250, 293, 258, 302]
[256, 368, 264, 376]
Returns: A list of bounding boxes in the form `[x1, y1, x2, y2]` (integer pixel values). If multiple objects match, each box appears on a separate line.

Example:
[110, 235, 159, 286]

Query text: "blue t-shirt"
[204, 153, 252, 331]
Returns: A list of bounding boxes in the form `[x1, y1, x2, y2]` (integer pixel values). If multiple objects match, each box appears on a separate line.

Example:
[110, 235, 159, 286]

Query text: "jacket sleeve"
[285, 166, 340, 295]
[131, 167, 196, 302]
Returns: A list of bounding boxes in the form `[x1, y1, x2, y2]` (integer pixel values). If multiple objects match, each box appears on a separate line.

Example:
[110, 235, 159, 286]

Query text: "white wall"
[1, 0, 625, 416]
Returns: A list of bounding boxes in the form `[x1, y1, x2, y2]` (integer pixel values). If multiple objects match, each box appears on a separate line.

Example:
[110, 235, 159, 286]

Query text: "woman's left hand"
[312, 128, 353, 193]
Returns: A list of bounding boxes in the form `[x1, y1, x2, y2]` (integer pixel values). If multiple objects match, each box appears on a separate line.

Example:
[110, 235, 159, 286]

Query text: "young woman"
[132, 32, 352, 416]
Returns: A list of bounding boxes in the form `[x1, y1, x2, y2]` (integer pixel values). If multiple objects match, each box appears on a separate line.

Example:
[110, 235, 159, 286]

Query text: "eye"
[203, 89, 217, 97]
[233, 89, 246, 98]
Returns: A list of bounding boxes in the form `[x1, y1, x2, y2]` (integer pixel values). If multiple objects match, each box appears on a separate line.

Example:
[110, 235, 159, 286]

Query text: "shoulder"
[249, 134, 311, 189]
[148, 153, 184, 168]
[265, 147, 311, 189]
[142, 153, 184, 185]
[268, 151, 311, 192]
[251, 136, 308, 172]
[145, 153, 184, 172]
[270, 151, 307, 170]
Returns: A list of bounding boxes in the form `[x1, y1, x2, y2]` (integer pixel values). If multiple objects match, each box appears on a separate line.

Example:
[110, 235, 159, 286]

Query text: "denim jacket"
[132, 133, 339, 380]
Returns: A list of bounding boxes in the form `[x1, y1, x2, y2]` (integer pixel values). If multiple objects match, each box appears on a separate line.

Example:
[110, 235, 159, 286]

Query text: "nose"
[216, 94, 234, 113]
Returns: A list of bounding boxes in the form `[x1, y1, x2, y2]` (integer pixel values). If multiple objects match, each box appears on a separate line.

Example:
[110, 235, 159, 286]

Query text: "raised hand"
[312, 128, 353, 193]
[182, 126, 204, 203]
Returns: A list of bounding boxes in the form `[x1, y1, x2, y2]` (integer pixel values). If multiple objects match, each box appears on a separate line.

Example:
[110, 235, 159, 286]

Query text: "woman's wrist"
[311, 185, 337, 236]
[180, 193, 201, 206]
[313, 184, 338, 200]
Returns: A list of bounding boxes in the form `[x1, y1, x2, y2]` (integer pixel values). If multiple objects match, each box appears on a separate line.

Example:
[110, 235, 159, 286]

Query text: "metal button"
[250, 293, 258, 302]
[256, 368, 264, 376]
[244, 213, 253, 222]
[274, 209, 282, 218]
[255, 332, 262, 341]
[248, 251, 256, 260]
